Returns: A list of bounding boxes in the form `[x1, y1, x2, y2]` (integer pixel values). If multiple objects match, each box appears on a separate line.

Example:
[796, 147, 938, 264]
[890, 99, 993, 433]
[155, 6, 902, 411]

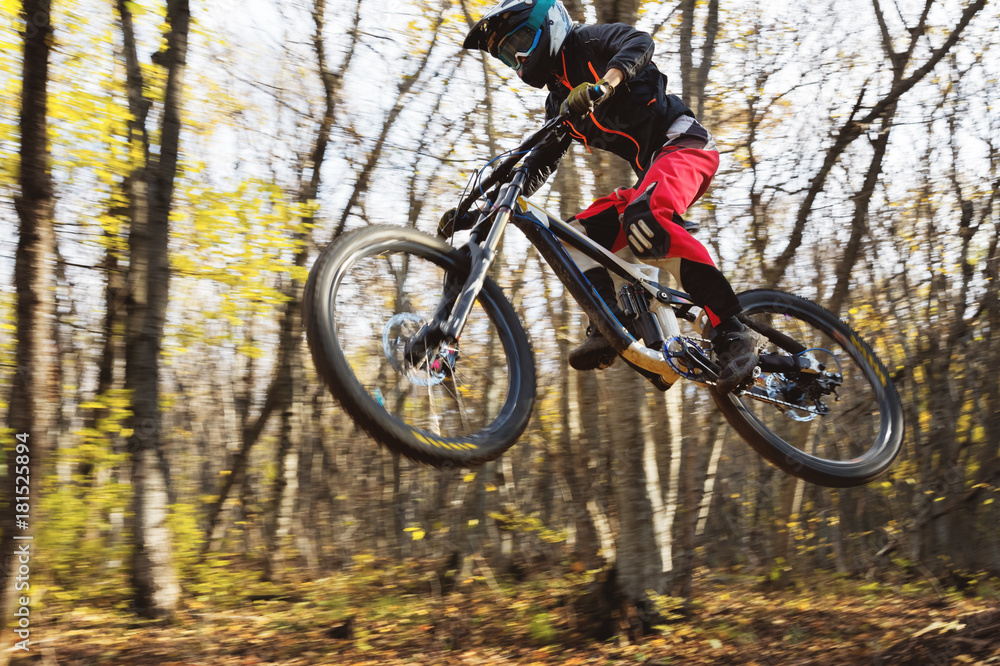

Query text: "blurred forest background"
[1, 0, 999, 662]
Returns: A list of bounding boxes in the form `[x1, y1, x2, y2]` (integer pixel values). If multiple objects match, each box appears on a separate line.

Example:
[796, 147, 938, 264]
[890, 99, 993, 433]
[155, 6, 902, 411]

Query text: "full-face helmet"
[463, 0, 573, 88]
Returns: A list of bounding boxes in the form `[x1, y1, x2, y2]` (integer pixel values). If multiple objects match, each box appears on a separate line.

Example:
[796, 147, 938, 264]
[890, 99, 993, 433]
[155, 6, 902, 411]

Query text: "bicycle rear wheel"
[711, 289, 904, 487]
[304, 225, 536, 466]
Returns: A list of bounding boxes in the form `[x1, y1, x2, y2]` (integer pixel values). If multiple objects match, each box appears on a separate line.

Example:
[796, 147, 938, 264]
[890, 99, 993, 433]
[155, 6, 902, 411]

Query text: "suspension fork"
[404, 171, 525, 363]
[440, 171, 525, 340]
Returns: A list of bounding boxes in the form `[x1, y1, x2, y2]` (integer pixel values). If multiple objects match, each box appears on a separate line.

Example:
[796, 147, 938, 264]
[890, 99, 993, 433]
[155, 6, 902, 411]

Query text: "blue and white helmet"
[463, 0, 573, 88]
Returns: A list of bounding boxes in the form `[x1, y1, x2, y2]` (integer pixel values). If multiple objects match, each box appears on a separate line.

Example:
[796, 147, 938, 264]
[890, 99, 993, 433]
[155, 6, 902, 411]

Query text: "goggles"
[497, 22, 541, 71]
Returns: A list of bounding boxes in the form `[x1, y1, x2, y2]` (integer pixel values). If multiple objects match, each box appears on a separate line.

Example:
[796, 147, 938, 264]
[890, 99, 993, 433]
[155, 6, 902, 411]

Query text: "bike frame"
[425, 112, 715, 388]
[405, 108, 852, 416]
[510, 199, 695, 385]
[422, 110, 814, 395]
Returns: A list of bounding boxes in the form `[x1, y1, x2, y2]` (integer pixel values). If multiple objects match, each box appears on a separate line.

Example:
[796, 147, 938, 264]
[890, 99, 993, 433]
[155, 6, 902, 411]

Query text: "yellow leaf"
[411, 529, 425, 540]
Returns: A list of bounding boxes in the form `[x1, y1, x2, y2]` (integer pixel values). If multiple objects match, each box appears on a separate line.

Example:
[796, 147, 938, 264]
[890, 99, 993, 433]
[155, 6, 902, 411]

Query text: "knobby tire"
[712, 289, 904, 487]
[304, 225, 536, 467]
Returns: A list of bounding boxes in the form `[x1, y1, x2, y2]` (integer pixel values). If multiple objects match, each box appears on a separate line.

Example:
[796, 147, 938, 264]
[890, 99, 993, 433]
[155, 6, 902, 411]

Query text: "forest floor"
[27, 556, 1000, 665]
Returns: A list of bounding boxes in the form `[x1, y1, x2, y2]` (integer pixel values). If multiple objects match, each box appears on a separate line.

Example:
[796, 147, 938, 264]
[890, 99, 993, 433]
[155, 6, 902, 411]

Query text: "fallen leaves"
[37, 565, 1000, 665]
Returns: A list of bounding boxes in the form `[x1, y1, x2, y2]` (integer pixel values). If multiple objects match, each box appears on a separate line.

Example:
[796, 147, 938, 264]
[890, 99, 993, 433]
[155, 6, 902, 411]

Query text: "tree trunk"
[117, 0, 190, 618]
[263, 352, 303, 581]
[660, 387, 683, 584]
[671, 413, 718, 604]
[0, 0, 57, 654]
[593, 0, 639, 24]
[203, 0, 359, 556]
[609, 367, 668, 636]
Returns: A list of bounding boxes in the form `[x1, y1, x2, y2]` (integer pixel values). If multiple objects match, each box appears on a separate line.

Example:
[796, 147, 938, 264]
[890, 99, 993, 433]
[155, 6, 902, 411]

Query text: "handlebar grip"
[587, 83, 608, 103]
[559, 82, 612, 119]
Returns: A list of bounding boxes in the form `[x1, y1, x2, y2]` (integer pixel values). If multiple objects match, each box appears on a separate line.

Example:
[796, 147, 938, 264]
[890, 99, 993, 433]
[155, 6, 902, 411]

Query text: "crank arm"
[676, 338, 721, 378]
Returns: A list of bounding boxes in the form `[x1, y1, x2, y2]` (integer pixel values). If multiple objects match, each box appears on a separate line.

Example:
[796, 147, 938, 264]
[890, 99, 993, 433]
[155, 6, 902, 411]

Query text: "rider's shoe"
[569, 325, 617, 371]
[714, 322, 765, 394]
[571, 268, 626, 371]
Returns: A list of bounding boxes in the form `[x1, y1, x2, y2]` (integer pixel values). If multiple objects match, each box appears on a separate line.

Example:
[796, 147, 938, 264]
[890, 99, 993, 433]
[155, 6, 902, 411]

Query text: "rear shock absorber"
[619, 283, 665, 351]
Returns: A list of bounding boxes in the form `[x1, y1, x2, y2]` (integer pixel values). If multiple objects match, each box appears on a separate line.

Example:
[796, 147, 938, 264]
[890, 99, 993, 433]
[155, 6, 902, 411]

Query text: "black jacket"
[523, 23, 693, 195]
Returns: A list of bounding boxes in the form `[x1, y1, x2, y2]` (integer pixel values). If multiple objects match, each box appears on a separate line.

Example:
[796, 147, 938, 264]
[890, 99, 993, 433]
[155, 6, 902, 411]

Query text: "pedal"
[596, 351, 617, 370]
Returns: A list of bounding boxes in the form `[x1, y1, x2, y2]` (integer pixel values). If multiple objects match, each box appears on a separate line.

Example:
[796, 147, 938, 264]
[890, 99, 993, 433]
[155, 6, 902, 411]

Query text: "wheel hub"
[383, 313, 456, 387]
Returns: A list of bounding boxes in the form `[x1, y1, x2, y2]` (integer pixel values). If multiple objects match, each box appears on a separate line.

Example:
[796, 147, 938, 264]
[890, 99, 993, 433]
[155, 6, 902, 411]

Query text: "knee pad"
[622, 182, 669, 258]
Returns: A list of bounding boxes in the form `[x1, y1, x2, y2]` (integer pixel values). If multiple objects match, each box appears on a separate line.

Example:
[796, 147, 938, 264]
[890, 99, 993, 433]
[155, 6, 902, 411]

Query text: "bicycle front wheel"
[304, 225, 536, 467]
[712, 289, 904, 487]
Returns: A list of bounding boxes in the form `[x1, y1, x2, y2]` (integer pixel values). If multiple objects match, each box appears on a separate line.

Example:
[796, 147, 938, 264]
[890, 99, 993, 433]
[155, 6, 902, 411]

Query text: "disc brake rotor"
[382, 312, 452, 387]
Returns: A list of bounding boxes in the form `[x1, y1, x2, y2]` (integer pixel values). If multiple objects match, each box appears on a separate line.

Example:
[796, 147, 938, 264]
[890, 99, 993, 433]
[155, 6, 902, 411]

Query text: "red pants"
[574, 147, 740, 324]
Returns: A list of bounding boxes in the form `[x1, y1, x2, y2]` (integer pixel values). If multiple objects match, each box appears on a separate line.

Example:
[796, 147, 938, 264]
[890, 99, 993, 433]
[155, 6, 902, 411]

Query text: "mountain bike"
[303, 95, 904, 489]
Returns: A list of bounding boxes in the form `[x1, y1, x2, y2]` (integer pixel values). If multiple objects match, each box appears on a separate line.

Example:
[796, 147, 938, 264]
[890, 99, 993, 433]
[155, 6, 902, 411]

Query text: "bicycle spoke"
[332, 247, 512, 441]
[735, 309, 884, 462]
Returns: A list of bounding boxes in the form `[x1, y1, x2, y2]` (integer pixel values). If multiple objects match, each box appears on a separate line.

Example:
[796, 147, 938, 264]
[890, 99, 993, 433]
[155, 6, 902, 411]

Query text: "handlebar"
[454, 83, 611, 220]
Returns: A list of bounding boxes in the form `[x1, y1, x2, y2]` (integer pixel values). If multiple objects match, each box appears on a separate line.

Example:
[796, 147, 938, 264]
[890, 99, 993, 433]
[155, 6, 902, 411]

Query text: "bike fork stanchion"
[442, 173, 526, 341]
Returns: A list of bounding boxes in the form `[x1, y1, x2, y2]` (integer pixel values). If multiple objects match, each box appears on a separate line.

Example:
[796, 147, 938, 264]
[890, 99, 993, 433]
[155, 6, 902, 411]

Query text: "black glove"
[437, 208, 478, 239]
[560, 80, 614, 116]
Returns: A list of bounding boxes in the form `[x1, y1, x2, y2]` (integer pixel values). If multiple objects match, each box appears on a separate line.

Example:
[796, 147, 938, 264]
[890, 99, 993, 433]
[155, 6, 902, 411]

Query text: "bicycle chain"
[729, 385, 823, 415]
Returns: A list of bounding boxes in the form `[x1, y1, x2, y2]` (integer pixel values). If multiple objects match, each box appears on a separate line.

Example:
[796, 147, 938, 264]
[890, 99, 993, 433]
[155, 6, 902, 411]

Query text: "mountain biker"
[453, 0, 762, 393]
